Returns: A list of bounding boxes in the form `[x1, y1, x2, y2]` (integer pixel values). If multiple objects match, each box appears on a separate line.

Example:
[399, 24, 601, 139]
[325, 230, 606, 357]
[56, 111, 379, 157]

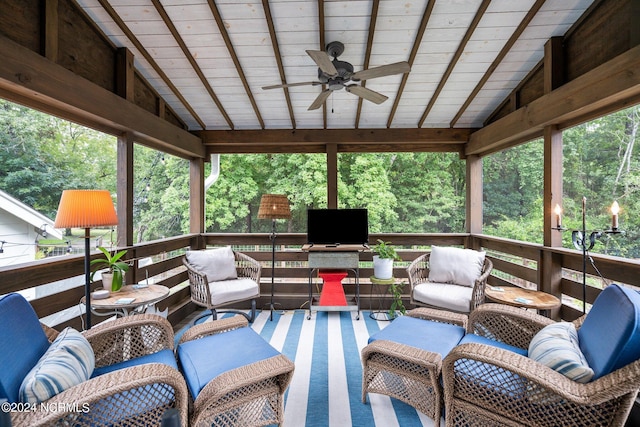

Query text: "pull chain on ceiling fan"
[262, 41, 411, 111]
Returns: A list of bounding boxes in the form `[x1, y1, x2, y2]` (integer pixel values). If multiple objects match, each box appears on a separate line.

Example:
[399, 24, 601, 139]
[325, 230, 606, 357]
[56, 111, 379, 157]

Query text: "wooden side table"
[82, 284, 170, 318]
[485, 285, 560, 316]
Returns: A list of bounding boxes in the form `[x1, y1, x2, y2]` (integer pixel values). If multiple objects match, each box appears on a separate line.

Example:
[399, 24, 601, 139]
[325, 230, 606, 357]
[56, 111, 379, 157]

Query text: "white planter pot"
[373, 256, 394, 279]
[101, 272, 124, 293]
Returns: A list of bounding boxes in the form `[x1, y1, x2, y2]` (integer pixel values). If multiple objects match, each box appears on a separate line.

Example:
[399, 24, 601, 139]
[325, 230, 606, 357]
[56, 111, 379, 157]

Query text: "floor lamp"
[258, 194, 291, 321]
[54, 190, 118, 329]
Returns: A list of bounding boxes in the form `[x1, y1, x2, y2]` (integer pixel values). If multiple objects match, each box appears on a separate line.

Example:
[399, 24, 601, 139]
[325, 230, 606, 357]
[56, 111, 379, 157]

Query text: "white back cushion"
[186, 247, 238, 282]
[428, 246, 486, 287]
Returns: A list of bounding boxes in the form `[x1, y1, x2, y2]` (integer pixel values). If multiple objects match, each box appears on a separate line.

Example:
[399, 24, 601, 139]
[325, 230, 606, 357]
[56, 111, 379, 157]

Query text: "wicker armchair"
[407, 252, 492, 313]
[1, 293, 188, 427]
[183, 249, 261, 323]
[442, 297, 640, 427]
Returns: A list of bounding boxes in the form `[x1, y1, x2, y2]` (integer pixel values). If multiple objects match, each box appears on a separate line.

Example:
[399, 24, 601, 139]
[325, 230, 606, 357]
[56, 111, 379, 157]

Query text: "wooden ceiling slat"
[354, 0, 379, 129]
[417, 0, 491, 128]
[385, 0, 436, 129]
[95, 0, 207, 130]
[450, 0, 548, 128]
[206, 0, 263, 129]
[318, 0, 327, 128]
[151, 0, 235, 130]
[262, 0, 296, 129]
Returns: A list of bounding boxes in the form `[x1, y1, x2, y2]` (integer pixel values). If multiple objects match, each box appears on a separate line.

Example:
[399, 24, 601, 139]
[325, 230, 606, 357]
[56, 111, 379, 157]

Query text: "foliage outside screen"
[1, 99, 639, 258]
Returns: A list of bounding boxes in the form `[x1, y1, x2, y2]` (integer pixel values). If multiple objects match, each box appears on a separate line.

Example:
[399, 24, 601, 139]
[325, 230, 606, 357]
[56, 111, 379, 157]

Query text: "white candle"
[611, 201, 620, 229]
[554, 204, 562, 228]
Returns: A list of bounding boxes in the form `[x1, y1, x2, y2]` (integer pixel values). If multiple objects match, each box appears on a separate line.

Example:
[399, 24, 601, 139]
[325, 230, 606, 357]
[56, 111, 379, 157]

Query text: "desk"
[305, 249, 362, 320]
[485, 285, 560, 316]
[83, 284, 170, 318]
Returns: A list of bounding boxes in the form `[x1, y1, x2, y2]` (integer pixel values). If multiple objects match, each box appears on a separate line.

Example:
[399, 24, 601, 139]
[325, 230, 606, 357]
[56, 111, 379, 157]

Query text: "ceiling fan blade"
[351, 61, 411, 81]
[262, 81, 321, 90]
[308, 89, 332, 110]
[306, 50, 338, 76]
[345, 85, 388, 104]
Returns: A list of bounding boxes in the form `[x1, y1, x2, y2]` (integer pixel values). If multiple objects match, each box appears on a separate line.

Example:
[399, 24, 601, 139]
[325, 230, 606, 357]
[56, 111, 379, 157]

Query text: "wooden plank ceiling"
[75, 0, 595, 133]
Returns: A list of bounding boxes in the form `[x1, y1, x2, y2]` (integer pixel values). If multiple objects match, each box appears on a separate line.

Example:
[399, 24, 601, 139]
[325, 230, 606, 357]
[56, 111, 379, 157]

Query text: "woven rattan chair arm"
[406, 307, 468, 328]
[40, 322, 60, 343]
[444, 343, 640, 408]
[11, 363, 188, 427]
[178, 315, 248, 344]
[191, 354, 295, 421]
[467, 303, 553, 348]
[84, 313, 174, 364]
[235, 251, 262, 282]
[362, 339, 443, 371]
[406, 253, 430, 289]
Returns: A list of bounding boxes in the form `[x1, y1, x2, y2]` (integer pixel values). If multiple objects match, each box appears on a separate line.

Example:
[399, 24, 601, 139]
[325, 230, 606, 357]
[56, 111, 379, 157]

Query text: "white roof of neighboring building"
[0, 189, 64, 240]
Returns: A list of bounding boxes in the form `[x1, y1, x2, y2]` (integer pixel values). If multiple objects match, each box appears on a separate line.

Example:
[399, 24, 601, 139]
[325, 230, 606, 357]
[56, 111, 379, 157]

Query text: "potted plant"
[372, 239, 400, 279]
[388, 280, 407, 319]
[90, 247, 129, 293]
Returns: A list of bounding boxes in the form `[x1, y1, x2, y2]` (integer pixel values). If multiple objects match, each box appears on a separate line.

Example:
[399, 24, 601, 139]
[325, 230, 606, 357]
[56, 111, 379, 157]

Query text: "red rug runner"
[318, 270, 348, 306]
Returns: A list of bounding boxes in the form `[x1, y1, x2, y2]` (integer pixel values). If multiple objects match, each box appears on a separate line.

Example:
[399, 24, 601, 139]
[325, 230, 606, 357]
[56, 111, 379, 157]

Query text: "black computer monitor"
[306, 209, 369, 245]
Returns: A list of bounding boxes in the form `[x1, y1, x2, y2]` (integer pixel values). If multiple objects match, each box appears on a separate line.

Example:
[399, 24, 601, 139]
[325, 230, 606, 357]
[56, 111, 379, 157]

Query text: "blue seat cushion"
[91, 349, 178, 377]
[459, 333, 528, 356]
[177, 326, 281, 399]
[368, 316, 465, 357]
[0, 294, 50, 403]
[578, 284, 640, 379]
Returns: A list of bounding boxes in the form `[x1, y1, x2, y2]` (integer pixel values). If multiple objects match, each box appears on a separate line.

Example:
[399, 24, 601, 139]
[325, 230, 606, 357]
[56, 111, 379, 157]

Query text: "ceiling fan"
[262, 41, 411, 110]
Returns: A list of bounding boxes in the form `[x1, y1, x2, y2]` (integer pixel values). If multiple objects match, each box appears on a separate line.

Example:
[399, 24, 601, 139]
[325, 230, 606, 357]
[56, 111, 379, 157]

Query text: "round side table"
[369, 276, 396, 321]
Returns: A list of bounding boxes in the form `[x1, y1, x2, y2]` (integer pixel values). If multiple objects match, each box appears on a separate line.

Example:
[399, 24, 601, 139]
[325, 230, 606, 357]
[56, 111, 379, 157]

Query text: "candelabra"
[554, 197, 623, 313]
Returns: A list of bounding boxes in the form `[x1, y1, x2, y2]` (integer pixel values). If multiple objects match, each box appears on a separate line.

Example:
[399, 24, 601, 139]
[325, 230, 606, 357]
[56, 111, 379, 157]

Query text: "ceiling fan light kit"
[263, 41, 410, 110]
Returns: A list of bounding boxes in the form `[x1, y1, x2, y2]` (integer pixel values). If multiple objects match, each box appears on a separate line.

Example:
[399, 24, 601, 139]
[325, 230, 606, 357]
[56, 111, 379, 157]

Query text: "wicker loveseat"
[0, 293, 188, 427]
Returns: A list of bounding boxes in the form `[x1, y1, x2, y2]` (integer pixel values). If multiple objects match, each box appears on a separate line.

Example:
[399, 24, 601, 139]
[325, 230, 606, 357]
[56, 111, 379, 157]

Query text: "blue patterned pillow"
[19, 327, 95, 403]
[528, 322, 594, 383]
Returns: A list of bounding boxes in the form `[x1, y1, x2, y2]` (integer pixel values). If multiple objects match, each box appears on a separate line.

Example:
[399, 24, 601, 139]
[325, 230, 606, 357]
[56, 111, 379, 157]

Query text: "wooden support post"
[115, 48, 135, 101]
[544, 37, 564, 93]
[117, 132, 134, 253]
[327, 143, 338, 209]
[542, 125, 563, 319]
[466, 154, 483, 238]
[190, 157, 205, 234]
[43, 0, 58, 62]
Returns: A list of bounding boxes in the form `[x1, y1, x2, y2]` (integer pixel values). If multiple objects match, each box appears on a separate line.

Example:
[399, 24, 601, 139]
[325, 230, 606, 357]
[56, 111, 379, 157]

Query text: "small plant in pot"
[90, 247, 129, 293]
[372, 239, 400, 280]
[388, 280, 407, 319]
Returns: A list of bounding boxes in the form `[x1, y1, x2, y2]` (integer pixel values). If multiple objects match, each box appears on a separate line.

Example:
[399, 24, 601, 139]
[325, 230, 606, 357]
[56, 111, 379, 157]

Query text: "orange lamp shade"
[54, 190, 118, 229]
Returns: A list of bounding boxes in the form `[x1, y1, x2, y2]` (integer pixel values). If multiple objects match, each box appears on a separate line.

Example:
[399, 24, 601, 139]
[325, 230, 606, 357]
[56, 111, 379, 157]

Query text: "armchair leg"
[197, 300, 257, 324]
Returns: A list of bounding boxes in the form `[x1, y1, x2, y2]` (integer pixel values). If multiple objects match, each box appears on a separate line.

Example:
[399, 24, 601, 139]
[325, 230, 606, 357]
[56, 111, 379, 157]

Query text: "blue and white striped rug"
[177, 310, 442, 427]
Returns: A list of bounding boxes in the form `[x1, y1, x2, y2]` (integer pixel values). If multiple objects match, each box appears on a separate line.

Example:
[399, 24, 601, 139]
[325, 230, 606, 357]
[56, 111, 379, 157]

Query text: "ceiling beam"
[95, 0, 208, 130]
[467, 44, 640, 156]
[262, 0, 296, 129]
[386, 0, 435, 128]
[197, 128, 472, 154]
[355, 0, 379, 129]
[450, 0, 547, 127]
[0, 34, 204, 159]
[418, 0, 491, 127]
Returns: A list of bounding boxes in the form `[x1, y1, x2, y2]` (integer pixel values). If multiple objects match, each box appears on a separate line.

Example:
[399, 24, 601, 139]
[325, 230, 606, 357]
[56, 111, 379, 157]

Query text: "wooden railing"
[1, 232, 639, 331]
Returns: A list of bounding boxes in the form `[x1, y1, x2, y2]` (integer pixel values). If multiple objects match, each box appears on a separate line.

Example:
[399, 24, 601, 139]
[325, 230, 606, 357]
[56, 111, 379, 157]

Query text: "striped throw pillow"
[528, 322, 594, 383]
[19, 327, 95, 403]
